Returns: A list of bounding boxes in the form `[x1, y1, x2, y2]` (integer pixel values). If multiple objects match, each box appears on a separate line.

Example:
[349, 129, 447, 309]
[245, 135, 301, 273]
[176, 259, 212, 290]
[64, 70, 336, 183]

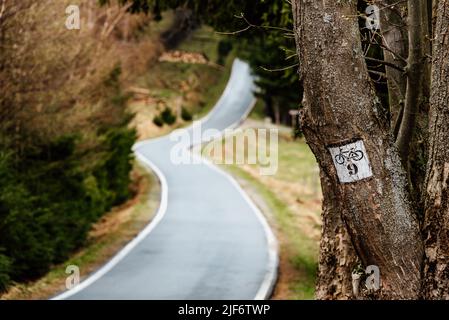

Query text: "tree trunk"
[396, 0, 426, 167]
[378, 0, 431, 223]
[314, 169, 359, 299]
[273, 101, 281, 125]
[422, 0, 449, 299]
[292, 0, 423, 299]
[408, 0, 432, 216]
[376, 0, 408, 133]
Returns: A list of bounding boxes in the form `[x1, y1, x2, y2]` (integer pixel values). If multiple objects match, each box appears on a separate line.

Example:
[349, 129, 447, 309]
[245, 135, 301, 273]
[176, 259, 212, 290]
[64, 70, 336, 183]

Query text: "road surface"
[54, 59, 278, 300]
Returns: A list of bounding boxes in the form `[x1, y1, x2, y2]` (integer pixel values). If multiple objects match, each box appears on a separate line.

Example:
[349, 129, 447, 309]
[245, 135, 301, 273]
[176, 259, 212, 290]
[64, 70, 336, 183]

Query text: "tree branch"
[260, 63, 299, 72]
[364, 56, 405, 72]
[216, 13, 293, 37]
[363, 37, 408, 64]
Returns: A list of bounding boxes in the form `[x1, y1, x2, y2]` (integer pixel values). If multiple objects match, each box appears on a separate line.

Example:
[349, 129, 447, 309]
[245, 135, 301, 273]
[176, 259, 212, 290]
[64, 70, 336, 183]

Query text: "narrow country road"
[54, 59, 278, 300]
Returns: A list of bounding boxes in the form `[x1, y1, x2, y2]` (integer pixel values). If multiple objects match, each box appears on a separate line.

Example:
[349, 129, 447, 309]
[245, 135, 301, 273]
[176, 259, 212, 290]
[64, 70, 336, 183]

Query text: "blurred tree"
[108, 0, 301, 125]
[0, 0, 148, 291]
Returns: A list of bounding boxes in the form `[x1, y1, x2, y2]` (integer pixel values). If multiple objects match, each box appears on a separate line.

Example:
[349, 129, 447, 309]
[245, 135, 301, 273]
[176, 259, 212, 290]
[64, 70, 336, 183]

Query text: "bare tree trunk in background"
[421, 0, 432, 102]
[123, 14, 130, 41]
[378, 0, 432, 213]
[408, 1, 432, 212]
[396, 0, 426, 167]
[422, 0, 449, 299]
[376, 0, 408, 134]
[273, 101, 281, 125]
[292, 0, 423, 299]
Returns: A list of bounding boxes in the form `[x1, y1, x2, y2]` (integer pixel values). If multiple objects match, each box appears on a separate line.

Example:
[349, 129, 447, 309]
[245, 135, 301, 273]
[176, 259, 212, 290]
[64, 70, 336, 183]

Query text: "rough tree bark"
[314, 170, 358, 299]
[421, 0, 432, 103]
[292, 0, 423, 299]
[422, 0, 449, 299]
[408, 1, 432, 211]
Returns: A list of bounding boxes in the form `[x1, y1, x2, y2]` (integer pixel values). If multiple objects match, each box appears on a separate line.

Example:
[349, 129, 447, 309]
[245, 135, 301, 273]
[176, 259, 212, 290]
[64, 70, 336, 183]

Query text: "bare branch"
[260, 63, 299, 72]
[396, 0, 426, 166]
[368, 69, 388, 78]
[216, 13, 293, 36]
[364, 56, 405, 72]
[363, 37, 408, 64]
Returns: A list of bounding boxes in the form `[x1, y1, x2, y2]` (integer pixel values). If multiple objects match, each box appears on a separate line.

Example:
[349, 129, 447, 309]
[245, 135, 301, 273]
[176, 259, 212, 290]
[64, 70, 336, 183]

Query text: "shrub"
[160, 107, 176, 125]
[0, 253, 11, 293]
[101, 128, 137, 205]
[181, 107, 193, 121]
[0, 127, 136, 289]
[0, 0, 144, 292]
[217, 39, 233, 65]
[153, 115, 164, 127]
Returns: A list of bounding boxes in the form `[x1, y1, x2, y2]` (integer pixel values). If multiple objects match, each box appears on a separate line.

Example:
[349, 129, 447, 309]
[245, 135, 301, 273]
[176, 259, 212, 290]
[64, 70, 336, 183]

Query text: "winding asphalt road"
[54, 59, 278, 300]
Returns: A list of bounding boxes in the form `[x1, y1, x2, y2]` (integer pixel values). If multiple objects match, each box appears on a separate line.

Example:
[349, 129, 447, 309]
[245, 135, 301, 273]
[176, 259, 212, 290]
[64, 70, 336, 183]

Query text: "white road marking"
[52, 59, 278, 300]
[52, 152, 169, 300]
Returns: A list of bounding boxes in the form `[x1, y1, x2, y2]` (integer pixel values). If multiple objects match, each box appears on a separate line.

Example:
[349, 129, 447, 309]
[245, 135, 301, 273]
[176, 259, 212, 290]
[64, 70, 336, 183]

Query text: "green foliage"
[201, 0, 301, 120]
[160, 107, 177, 125]
[0, 253, 11, 292]
[181, 107, 193, 121]
[119, 0, 301, 123]
[153, 115, 164, 127]
[0, 2, 139, 292]
[153, 107, 177, 126]
[217, 39, 233, 65]
[100, 128, 137, 205]
[0, 126, 136, 291]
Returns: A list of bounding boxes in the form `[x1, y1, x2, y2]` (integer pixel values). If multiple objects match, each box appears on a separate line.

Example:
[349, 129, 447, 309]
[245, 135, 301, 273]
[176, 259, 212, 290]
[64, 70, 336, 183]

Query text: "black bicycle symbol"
[335, 147, 364, 165]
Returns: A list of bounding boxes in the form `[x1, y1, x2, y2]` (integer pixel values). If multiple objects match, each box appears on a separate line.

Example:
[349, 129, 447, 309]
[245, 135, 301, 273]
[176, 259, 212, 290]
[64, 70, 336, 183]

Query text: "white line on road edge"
[51, 152, 169, 300]
[186, 97, 279, 300]
[191, 152, 279, 300]
[53, 59, 278, 300]
[131, 59, 244, 152]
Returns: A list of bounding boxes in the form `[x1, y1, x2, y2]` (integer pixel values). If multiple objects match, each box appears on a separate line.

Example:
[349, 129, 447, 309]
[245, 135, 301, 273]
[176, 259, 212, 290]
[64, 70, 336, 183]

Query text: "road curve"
[54, 59, 278, 300]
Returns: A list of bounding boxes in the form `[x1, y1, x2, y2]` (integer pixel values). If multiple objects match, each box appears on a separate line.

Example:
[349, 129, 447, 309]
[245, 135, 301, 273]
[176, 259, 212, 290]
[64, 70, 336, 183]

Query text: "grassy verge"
[203, 118, 322, 299]
[1, 161, 159, 300]
[177, 26, 236, 119]
[129, 24, 236, 141]
[248, 99, 268, 121]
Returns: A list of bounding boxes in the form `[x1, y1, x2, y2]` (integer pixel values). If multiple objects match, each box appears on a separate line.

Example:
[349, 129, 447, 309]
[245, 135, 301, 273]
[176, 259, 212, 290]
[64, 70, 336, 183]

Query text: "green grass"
[178, 26, 224, 63]
[226, 164, 318, 299]
[206, 130, 321, 299]
[276, 139, 321, 195]
[195, 58, 234, 119]
[248, 99, 266, 120]
[139, 23, 236, 121]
